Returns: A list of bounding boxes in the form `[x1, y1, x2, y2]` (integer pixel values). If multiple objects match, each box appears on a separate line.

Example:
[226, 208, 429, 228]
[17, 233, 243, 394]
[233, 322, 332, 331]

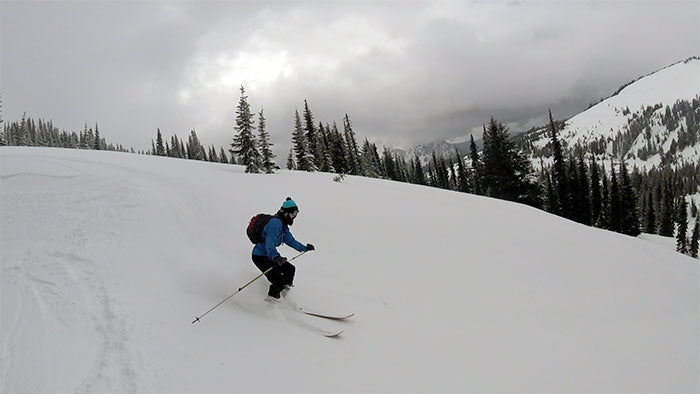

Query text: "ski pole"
[192, 251, 308, 324]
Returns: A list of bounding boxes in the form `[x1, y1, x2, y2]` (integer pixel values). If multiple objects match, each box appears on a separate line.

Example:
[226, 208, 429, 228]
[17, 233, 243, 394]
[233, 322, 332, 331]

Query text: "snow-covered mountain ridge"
[1, 146, 698, 392]
[520, 57, 699, 171]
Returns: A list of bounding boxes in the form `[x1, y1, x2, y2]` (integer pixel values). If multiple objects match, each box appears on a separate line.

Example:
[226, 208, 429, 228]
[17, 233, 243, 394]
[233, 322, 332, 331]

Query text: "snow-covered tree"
[155, 128, 165, 156]
[257, 108, 278, 174]
[292, 109, 315, 171]
[231, 86, 261, 173]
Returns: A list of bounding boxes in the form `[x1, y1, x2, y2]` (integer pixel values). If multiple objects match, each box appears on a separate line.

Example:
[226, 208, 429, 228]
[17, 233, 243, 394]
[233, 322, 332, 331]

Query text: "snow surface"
[1, 147, 698, 393]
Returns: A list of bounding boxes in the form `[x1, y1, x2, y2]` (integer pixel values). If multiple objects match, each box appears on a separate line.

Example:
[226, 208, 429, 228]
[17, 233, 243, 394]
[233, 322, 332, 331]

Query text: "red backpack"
[246, 214, 273, 244]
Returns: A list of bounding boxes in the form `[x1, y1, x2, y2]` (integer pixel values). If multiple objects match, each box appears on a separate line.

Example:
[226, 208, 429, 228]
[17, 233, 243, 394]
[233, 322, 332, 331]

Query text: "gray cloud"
[2, 1, 698, 159]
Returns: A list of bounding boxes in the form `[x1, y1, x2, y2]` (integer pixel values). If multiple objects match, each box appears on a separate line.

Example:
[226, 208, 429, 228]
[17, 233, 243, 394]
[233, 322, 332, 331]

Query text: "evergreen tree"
[257, 108, 278, 174]
[317, 122, 334, 172]
[179, 139, 187, 160]
[658, 180, 675, 236]
[94, 123, 101, 150]
[480, 117, 540, 206]
[619, 159, 640, 236]
[644, 191, 656, 233]
[155, 128, 166, 156]
[690, 218, 699, 258]
[469, 134, 482, 195]
[231, 86, 260, 173]
[303, 100, 323, 166]
[609, 162, 622, 233]
[383, 147, 397, 180]
[360, 138, 382, 178]
[576, 154, 592, 225]
[676, 197, 688, 253]
[590, 158, 602, 226]
[292, 109, 316, 171]
[208, 145, 218, 162]
[413, 155, 426, 185]
[187, 129, 206, 161]
[544, 173, 556, 213]
[0, 92, 4, 146]
[455, 148, 470, 192]
[343, 114, 361, 175]
[447, 158, 456, 190]
[567, 154, 582, 222]
[287, 148, 295, 170]
[549, 109, 569, 218]
[328, 122, 348, 174]
[219, 147, 229, 164]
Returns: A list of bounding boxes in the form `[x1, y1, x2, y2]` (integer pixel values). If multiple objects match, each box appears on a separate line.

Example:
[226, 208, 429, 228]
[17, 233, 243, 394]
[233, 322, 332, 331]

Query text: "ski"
[295, 307, 354, 321]
[279, 306, 343, 337]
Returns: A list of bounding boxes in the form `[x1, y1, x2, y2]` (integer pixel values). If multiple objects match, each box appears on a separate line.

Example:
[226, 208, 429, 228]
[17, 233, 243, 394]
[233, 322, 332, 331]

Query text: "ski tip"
[324, 331, 343, 338]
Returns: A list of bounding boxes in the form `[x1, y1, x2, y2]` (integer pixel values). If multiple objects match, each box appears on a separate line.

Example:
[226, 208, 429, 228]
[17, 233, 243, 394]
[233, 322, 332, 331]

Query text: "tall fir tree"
[303, 100, 323, 166]
[328, 122, 348, 174]
[658, 180, 675, 236]
[0, 92, 4, 146]
[480, 117, 539, 206]
[549, 109, 569, 218]
[287, 148, 295, 170]
[619, 159, 640, 236]
[609, 162, 622, 233]
[690, 218, 699, 258]
[544, 173, 556, 213]
[600, 164, 610, 230]
[576, 154, 592, 225]
[155, 128, 165, 156]
[469, 134, 482, 195]
[343, 114, 361, 175]
[292, 109, 316, 171]
[676, 197, 688, 253]
[568, 154, 582, 222]
[231, 86, 260, 173]
[208, 145, 219, 162]
[257, 108, 278, 174]
[644, 191, 656, 233]
[317, 122, 334, 172]
[413, 155, 426, 185]
[219, 147, 229, 164]
[455, 148, 470, 192]
[188, 129, 206, 161]
[383, 147, 398, 180]
[590, 158, 602, 226]
[94, 123, 101, 150]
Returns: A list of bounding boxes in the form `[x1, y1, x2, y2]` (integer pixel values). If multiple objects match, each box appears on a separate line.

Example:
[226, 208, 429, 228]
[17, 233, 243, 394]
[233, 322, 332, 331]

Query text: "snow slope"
[1, 147, 698, 393]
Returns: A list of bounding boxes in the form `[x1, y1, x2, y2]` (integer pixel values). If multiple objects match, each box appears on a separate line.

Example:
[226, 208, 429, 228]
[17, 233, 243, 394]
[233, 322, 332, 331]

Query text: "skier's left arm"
[283, 231, 308, 252]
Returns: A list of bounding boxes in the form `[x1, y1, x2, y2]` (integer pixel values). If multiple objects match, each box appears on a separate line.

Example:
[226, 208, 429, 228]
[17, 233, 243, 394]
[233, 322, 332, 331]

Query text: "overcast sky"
[2, 1, 698, 157]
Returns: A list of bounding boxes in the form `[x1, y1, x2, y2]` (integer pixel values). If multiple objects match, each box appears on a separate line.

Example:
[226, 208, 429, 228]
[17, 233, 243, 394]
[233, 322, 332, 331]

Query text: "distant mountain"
[393, 140, 472, 166]
[517, 57, 700, 171]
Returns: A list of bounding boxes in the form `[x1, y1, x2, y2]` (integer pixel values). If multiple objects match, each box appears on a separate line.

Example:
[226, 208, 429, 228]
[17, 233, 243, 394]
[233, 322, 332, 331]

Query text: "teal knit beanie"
[281, 197, 298, 212]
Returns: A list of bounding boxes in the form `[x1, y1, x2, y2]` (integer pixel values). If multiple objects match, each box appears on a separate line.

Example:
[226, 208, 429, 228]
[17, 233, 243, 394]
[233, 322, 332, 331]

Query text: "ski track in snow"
[1, 153, 147, 392]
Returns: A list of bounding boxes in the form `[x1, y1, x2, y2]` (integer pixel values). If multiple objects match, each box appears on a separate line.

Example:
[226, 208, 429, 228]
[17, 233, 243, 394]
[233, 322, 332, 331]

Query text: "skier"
[252, 197, 315, 302]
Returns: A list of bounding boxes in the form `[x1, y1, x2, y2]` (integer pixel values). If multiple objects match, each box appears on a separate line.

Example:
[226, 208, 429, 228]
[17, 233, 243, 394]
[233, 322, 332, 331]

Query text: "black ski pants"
[251, 254, 295, 298]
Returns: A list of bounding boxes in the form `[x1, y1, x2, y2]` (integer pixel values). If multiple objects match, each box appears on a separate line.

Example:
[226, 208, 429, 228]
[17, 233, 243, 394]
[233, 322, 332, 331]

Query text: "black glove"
[273, 256, 288, 266]
[306, 243, 315, 251]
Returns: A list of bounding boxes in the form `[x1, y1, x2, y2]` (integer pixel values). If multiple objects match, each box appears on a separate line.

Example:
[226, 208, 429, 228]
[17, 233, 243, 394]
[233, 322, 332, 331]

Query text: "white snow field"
[1, 146, 698, 393]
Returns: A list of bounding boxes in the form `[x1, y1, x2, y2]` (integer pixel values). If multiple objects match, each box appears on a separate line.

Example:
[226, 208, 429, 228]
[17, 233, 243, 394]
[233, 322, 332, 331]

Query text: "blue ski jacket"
[252, 214, 307, 259]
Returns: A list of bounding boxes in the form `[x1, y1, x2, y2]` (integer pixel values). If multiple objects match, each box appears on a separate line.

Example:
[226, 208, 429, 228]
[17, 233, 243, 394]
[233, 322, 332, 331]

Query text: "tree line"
[541, 109, 699, 257]
[2, 89, 697, 258]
